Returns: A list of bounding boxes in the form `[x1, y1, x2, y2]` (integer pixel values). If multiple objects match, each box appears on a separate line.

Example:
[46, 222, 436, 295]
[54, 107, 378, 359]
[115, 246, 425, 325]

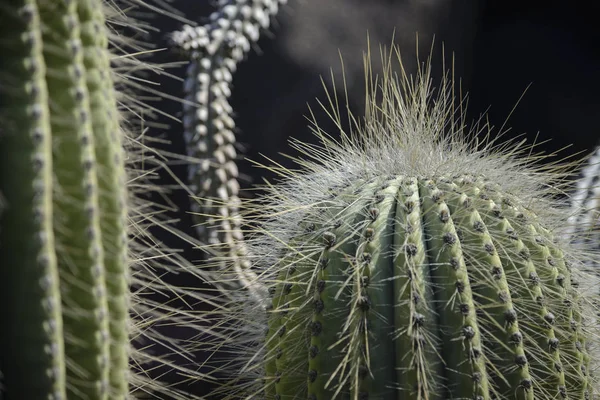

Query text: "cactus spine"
[201, 46, 600, 399]
[0, 1, 208, 399]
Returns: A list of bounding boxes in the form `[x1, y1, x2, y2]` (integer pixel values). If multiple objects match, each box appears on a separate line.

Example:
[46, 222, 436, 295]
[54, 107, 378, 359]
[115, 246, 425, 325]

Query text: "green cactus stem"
[262, 174, 593, 399]
[0, 0, 67, 397]
[201, 45, 600, 400]
[0, 1, 210, 399]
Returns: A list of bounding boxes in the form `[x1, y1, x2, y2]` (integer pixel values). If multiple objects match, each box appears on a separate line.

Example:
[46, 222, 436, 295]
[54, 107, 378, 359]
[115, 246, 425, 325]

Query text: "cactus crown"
[201, 45, 600, 399]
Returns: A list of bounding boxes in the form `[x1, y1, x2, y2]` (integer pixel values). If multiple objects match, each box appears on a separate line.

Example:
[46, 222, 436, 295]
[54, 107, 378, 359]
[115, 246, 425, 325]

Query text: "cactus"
[200, 46, 600, 399]
[567, 146, 600, 256]
[170, 0, 287, 293]
[0, 1, 209, 399]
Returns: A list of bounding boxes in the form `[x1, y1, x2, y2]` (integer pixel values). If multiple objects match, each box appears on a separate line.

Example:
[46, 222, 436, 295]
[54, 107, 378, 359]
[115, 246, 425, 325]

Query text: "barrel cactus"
[203, 48, 600, 399]
[0, 1, 208, 399]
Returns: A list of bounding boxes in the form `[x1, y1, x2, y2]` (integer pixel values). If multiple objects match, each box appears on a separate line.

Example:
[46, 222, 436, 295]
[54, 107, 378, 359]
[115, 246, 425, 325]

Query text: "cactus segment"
[0, 1, 211, 399]
[78, 0, 130, 395]
[492, 193, 588, 399]
[351, 178, 400, 399]
[39, 1, 111, 397]
[443, 180, 532, 400]
[1, 0, 113, 397]
[419, 180, 491, 400]
[260, 175, 593, 400]
[171, 0, 288, 294]
[0, 0, 66, 398]
[392, 177, 442, 399]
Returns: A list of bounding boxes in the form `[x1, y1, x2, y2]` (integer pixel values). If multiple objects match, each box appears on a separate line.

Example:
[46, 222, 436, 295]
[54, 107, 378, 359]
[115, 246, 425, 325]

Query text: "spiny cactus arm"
[78, 0, 130, 395]
[171, 0, 287, 288]
[198, 43, 600, 400]
[0, 0, 66, 398]
[1, 1, 215, 399]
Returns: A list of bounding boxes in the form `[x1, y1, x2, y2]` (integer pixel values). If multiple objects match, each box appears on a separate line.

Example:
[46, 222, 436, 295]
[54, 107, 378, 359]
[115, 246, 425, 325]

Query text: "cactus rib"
[78, 0, 130, 395]
[0, 0, 66, 397]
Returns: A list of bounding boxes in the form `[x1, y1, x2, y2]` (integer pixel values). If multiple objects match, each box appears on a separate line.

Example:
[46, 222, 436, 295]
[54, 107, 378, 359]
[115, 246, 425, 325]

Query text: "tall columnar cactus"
[0, 1, 209, 399]
[567, 146, 600, 256]
[202, 47, 600, 399]
[170, 0, 287, 291]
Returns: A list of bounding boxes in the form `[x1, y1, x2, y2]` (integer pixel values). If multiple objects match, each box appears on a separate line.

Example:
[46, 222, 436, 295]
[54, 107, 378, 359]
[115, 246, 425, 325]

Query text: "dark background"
[147, 1, 600, 397]
[155, 0, 600, 201]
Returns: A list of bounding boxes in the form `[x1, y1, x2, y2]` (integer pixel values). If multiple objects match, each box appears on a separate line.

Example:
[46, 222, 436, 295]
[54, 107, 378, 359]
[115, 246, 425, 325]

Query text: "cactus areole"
[264, 174, 593, 400]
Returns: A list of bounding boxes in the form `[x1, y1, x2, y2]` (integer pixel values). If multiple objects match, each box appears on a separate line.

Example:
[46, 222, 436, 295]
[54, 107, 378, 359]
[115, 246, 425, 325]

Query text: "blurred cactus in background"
[169, 1, 287, 293]
[568, 147, 600, 254]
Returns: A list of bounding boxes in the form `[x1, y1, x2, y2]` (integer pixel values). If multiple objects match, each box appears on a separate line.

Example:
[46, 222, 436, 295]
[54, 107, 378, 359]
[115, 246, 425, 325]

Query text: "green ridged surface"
[0, 0, 129, 398]
[264, 175, 593, 400]
[78, 0, 130, 396]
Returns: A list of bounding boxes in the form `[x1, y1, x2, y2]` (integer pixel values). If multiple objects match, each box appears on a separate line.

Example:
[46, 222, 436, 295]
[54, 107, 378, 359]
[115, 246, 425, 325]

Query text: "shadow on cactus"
[0, 1, 212, 399]
[198, 43, 600, 399]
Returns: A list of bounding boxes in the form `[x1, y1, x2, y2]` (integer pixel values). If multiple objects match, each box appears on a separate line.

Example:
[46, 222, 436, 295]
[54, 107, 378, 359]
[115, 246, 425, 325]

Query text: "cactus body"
[0, 1, 208, 399]
[201, 47, 600, 400]
[264, 174, 591, 400]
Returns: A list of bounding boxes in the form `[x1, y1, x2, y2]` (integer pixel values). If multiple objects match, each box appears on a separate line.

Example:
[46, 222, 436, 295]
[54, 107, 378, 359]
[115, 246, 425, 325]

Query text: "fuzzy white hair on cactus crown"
[248, 42, 581, 252]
